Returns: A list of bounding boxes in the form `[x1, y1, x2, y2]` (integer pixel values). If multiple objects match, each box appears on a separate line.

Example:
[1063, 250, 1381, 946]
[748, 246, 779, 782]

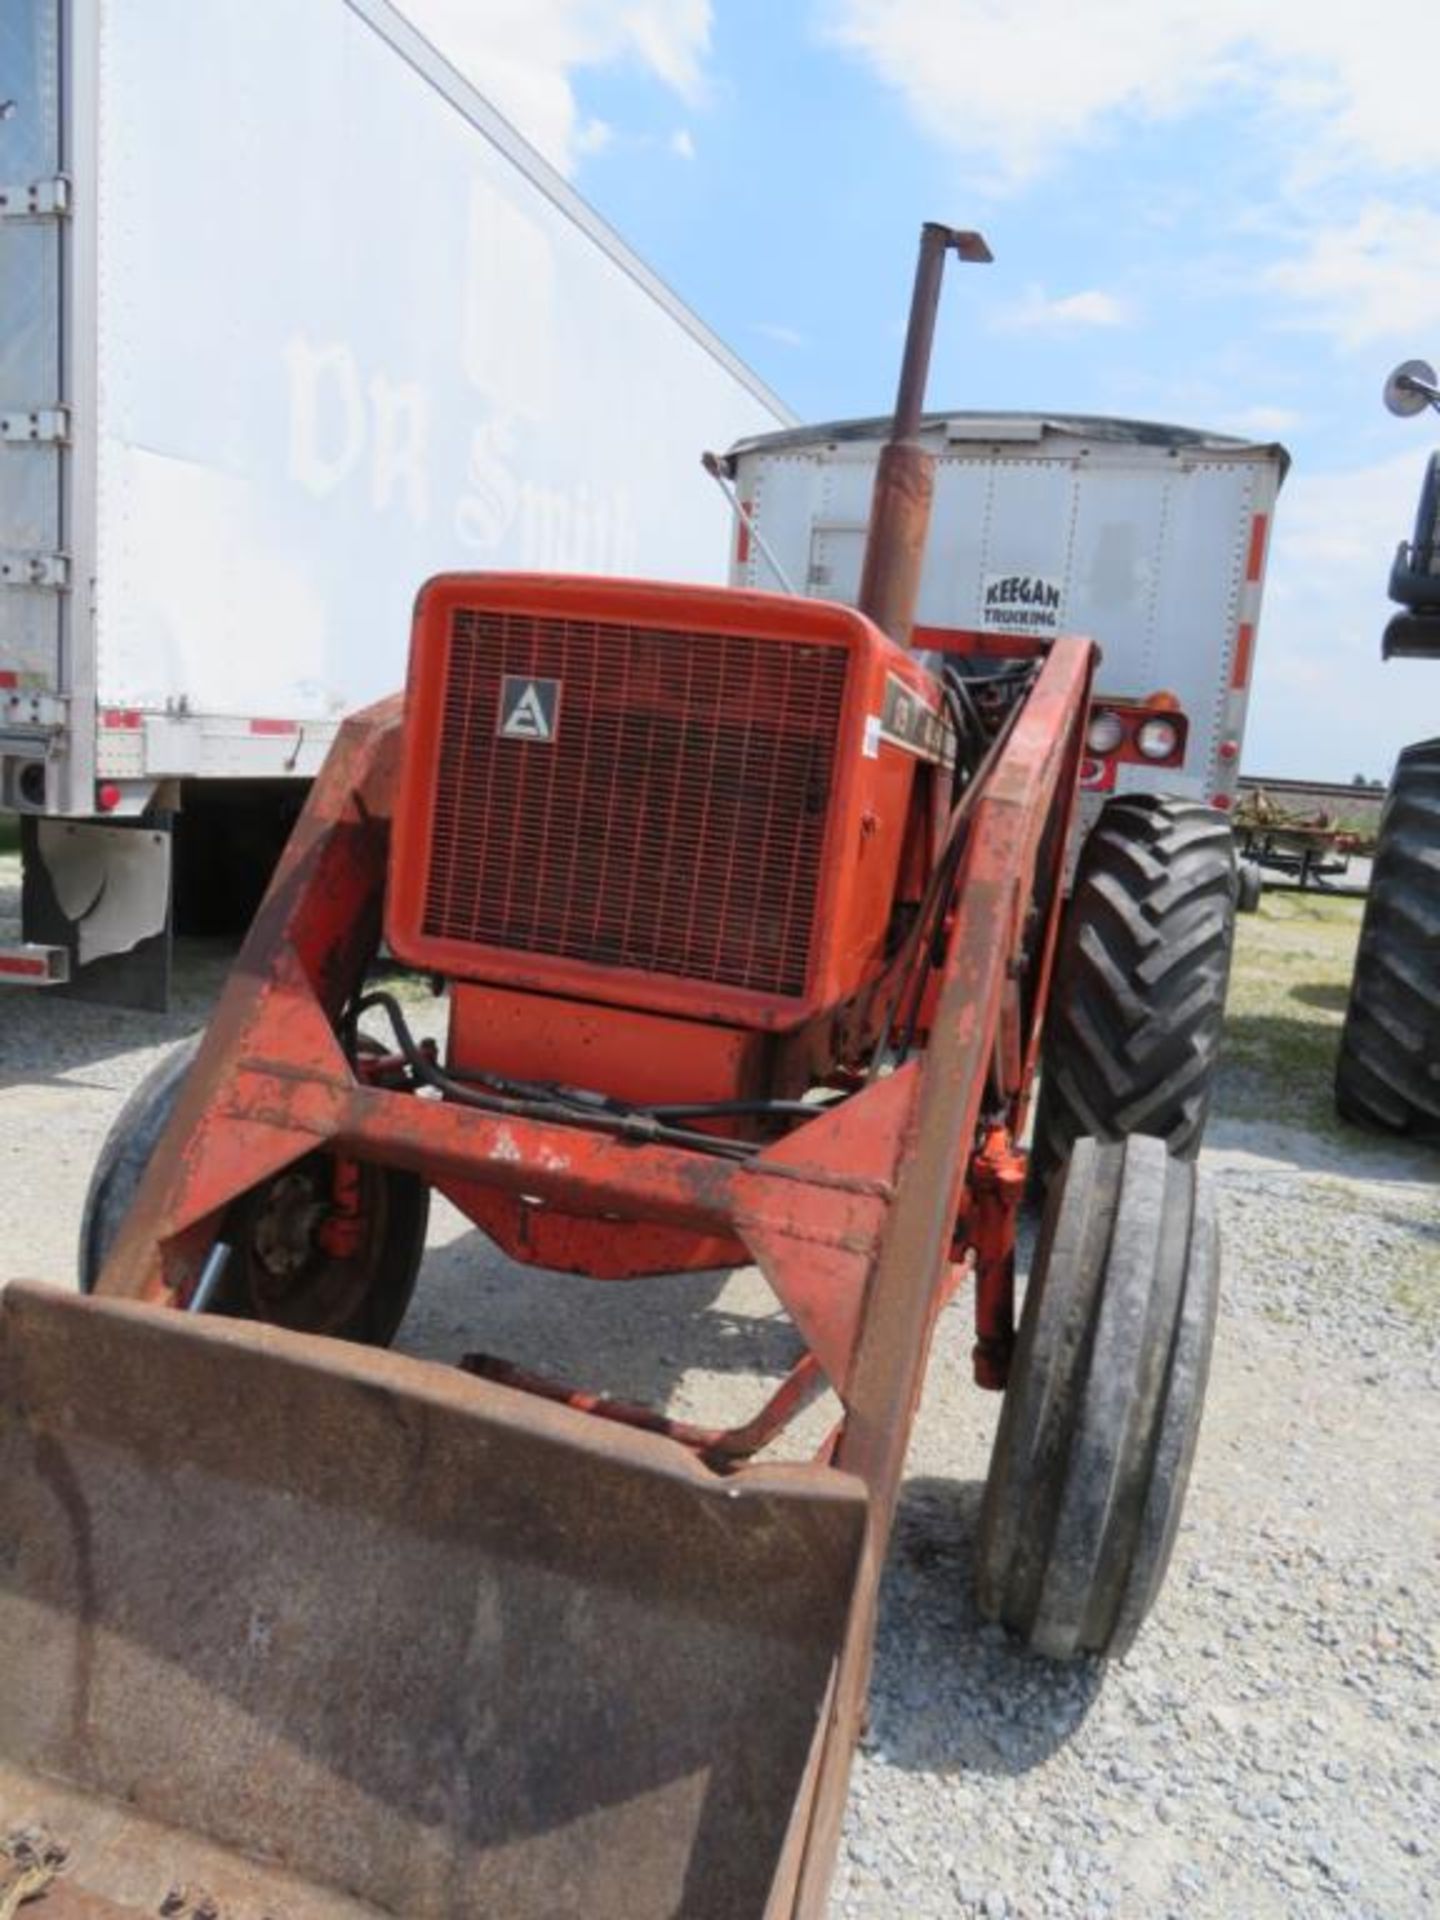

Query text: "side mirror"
[1383, 359, 1439, 417]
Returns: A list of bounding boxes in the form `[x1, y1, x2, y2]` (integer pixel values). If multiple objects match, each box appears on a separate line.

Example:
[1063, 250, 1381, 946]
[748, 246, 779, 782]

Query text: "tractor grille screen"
[421, 609, 849, 996]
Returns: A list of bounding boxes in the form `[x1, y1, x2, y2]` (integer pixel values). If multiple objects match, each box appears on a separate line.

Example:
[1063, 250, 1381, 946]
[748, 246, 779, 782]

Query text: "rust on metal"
[56, 624, 1094, 1916]
[0, 1285, 867, 1920]
[967, 1123, 1029, 1389]
[857, 222, 990, 649]
[10, 215, 1113, 1916]
[461, 1349, 828, 1468]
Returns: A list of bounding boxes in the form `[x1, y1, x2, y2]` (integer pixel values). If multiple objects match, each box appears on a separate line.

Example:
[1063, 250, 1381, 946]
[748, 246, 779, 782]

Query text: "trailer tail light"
[1079, 698, 1189, 788]
[1135, 716, 1181, 761]
[1085, 711, 1125, 755]
[0, 944, 68, 984]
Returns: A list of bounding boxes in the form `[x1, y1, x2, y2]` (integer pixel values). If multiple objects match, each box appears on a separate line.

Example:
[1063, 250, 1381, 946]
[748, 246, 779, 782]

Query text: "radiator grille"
[421, 609, 850, 997]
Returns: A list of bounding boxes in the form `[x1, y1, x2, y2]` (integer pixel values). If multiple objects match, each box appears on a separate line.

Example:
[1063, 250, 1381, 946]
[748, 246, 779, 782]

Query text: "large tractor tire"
[80, 1035, 429, 1344]
[1335, 738, 1440, 1135]
[1030, 795, 1237, 1194]
[976, 1135, 1218, 1660]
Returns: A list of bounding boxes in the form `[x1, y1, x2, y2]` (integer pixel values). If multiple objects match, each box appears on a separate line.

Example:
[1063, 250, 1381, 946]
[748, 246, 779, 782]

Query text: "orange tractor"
[0, 229, 1225, 1918]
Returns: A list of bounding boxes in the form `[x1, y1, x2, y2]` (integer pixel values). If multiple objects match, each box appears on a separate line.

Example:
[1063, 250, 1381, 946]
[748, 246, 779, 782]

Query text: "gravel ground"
[0, 859, 1437, 1918]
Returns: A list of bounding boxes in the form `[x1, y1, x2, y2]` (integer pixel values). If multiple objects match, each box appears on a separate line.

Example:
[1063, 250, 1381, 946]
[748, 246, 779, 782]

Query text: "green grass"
[1218, 891, 1364, 1138]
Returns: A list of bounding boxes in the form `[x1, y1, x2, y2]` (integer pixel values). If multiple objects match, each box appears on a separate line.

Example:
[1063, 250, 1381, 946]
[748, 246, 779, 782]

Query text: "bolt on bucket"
[0, 1286, 867, 1919]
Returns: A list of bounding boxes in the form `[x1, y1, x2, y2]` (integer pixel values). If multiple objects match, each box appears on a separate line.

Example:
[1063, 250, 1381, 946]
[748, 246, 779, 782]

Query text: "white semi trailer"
[0, 0, 792, 1002]
[718, 410, 1289, 1181]
[720, 412, 1288, 832]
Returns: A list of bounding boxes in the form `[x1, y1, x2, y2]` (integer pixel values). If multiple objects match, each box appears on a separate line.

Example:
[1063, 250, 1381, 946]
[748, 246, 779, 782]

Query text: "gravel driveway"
[0, 863, 1435, 1918]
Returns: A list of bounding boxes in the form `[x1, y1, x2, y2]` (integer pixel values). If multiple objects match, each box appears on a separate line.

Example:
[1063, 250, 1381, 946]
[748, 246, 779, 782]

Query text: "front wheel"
[976, 1134, 1218, 1660]
[79, 1035, 429, 1345]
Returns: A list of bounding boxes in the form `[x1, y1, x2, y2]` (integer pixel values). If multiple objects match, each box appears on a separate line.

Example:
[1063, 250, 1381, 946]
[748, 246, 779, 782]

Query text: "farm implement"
[0, 228, 1224, 1918]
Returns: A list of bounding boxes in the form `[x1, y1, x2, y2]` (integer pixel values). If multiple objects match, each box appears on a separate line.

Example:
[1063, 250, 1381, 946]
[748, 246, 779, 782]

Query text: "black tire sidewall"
[79, 1035, 428, 1344]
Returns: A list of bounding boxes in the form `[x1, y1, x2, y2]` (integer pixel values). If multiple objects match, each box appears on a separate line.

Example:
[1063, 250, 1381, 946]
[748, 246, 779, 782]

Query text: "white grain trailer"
[0, 0, 792, 1002]
[720, 412, 1287, 831]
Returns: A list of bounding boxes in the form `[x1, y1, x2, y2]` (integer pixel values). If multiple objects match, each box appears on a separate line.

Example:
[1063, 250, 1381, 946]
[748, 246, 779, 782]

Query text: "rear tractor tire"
[1030, 795, 1237, 1194]
[79, 1035, 429, 1345]
[1335, 738, 1440, 1135]
[976, 1135, 1218, 1660]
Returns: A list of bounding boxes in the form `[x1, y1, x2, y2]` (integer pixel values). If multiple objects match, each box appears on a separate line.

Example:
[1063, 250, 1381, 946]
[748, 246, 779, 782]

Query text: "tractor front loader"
[0, 229, 1221, 1918]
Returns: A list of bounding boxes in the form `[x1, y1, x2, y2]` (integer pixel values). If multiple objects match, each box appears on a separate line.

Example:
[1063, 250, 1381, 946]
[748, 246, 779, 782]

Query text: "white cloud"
[754, 322, 807, 349]
[821, 2, 1440, 187]
[999, 286, 1133, 333]
[1271, 450, 1419, 581]
[1218, 405, 1305, 437]
[1264, 203, 1440, 347]
[397, 0, 711, 174]
[575, 117, 615, 157]
[1247, 447, 1431, 776]
[670, 127, 697, 160]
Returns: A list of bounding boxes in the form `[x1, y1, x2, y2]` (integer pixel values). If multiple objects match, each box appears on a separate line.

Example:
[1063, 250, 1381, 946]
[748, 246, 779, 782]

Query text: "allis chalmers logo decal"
[982, 572, 1063, 632]
[498, 676, 560, 742]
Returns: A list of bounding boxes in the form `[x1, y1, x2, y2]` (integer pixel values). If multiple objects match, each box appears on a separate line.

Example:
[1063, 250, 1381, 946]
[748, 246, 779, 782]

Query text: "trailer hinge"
[0, 550, 70, 590]
[0, 408, 69, 445]
[2, 688, 67, 733]
[0, 176, 70, 220]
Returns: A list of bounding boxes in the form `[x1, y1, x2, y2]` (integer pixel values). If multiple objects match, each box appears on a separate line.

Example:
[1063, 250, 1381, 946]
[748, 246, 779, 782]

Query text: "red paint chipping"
[1245, 514, 1269, 584]
[1230, 623, 1255, 690]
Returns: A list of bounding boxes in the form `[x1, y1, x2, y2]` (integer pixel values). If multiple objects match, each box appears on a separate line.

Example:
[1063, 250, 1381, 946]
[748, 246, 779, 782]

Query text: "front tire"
[976, 1135, 1218, 1660]
[1335, 739, 1440, 1135]
[1031, 795, 1237, 1193]
[80, 1035, 429, 1345]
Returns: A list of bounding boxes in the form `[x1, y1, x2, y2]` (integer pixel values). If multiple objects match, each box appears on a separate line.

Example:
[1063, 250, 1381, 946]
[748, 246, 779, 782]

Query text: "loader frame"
[87, 631, 1094, 1913]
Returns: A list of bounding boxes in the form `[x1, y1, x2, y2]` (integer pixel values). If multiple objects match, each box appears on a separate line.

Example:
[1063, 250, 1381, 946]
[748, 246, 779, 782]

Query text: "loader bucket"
[0, 1285, 867, 1920]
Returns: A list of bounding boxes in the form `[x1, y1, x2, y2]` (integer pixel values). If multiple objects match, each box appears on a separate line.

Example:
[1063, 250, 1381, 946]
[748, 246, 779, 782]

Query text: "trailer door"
[0, 0, 70, 808]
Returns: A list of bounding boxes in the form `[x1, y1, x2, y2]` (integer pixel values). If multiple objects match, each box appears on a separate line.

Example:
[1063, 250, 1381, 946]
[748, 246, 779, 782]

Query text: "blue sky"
[401, 0, 1440, 782]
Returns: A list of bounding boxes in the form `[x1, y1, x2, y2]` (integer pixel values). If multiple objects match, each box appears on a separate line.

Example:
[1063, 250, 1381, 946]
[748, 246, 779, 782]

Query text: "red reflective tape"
[249, 717, 300, 736]
[0, 671, 17, 690]
[1245, 513, 1269, 584]
[102, 708, 143, 730]
[1231, 622, 1255, 690]
[0, 952, 51, 979]
[736, 504, 752, 567]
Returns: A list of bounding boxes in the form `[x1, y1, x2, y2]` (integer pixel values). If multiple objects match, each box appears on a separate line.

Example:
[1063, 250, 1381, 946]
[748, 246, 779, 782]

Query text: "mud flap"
[0, 1286, 866, 1920]
[20, 815, 173, 1010]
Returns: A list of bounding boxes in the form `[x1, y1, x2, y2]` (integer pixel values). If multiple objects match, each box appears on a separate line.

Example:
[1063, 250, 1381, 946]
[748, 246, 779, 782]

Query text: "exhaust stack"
[857, 222, 992, 648]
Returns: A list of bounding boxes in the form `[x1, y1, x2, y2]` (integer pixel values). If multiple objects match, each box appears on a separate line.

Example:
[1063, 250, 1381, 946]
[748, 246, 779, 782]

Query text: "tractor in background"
[1335, 360, 1440, 1135]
